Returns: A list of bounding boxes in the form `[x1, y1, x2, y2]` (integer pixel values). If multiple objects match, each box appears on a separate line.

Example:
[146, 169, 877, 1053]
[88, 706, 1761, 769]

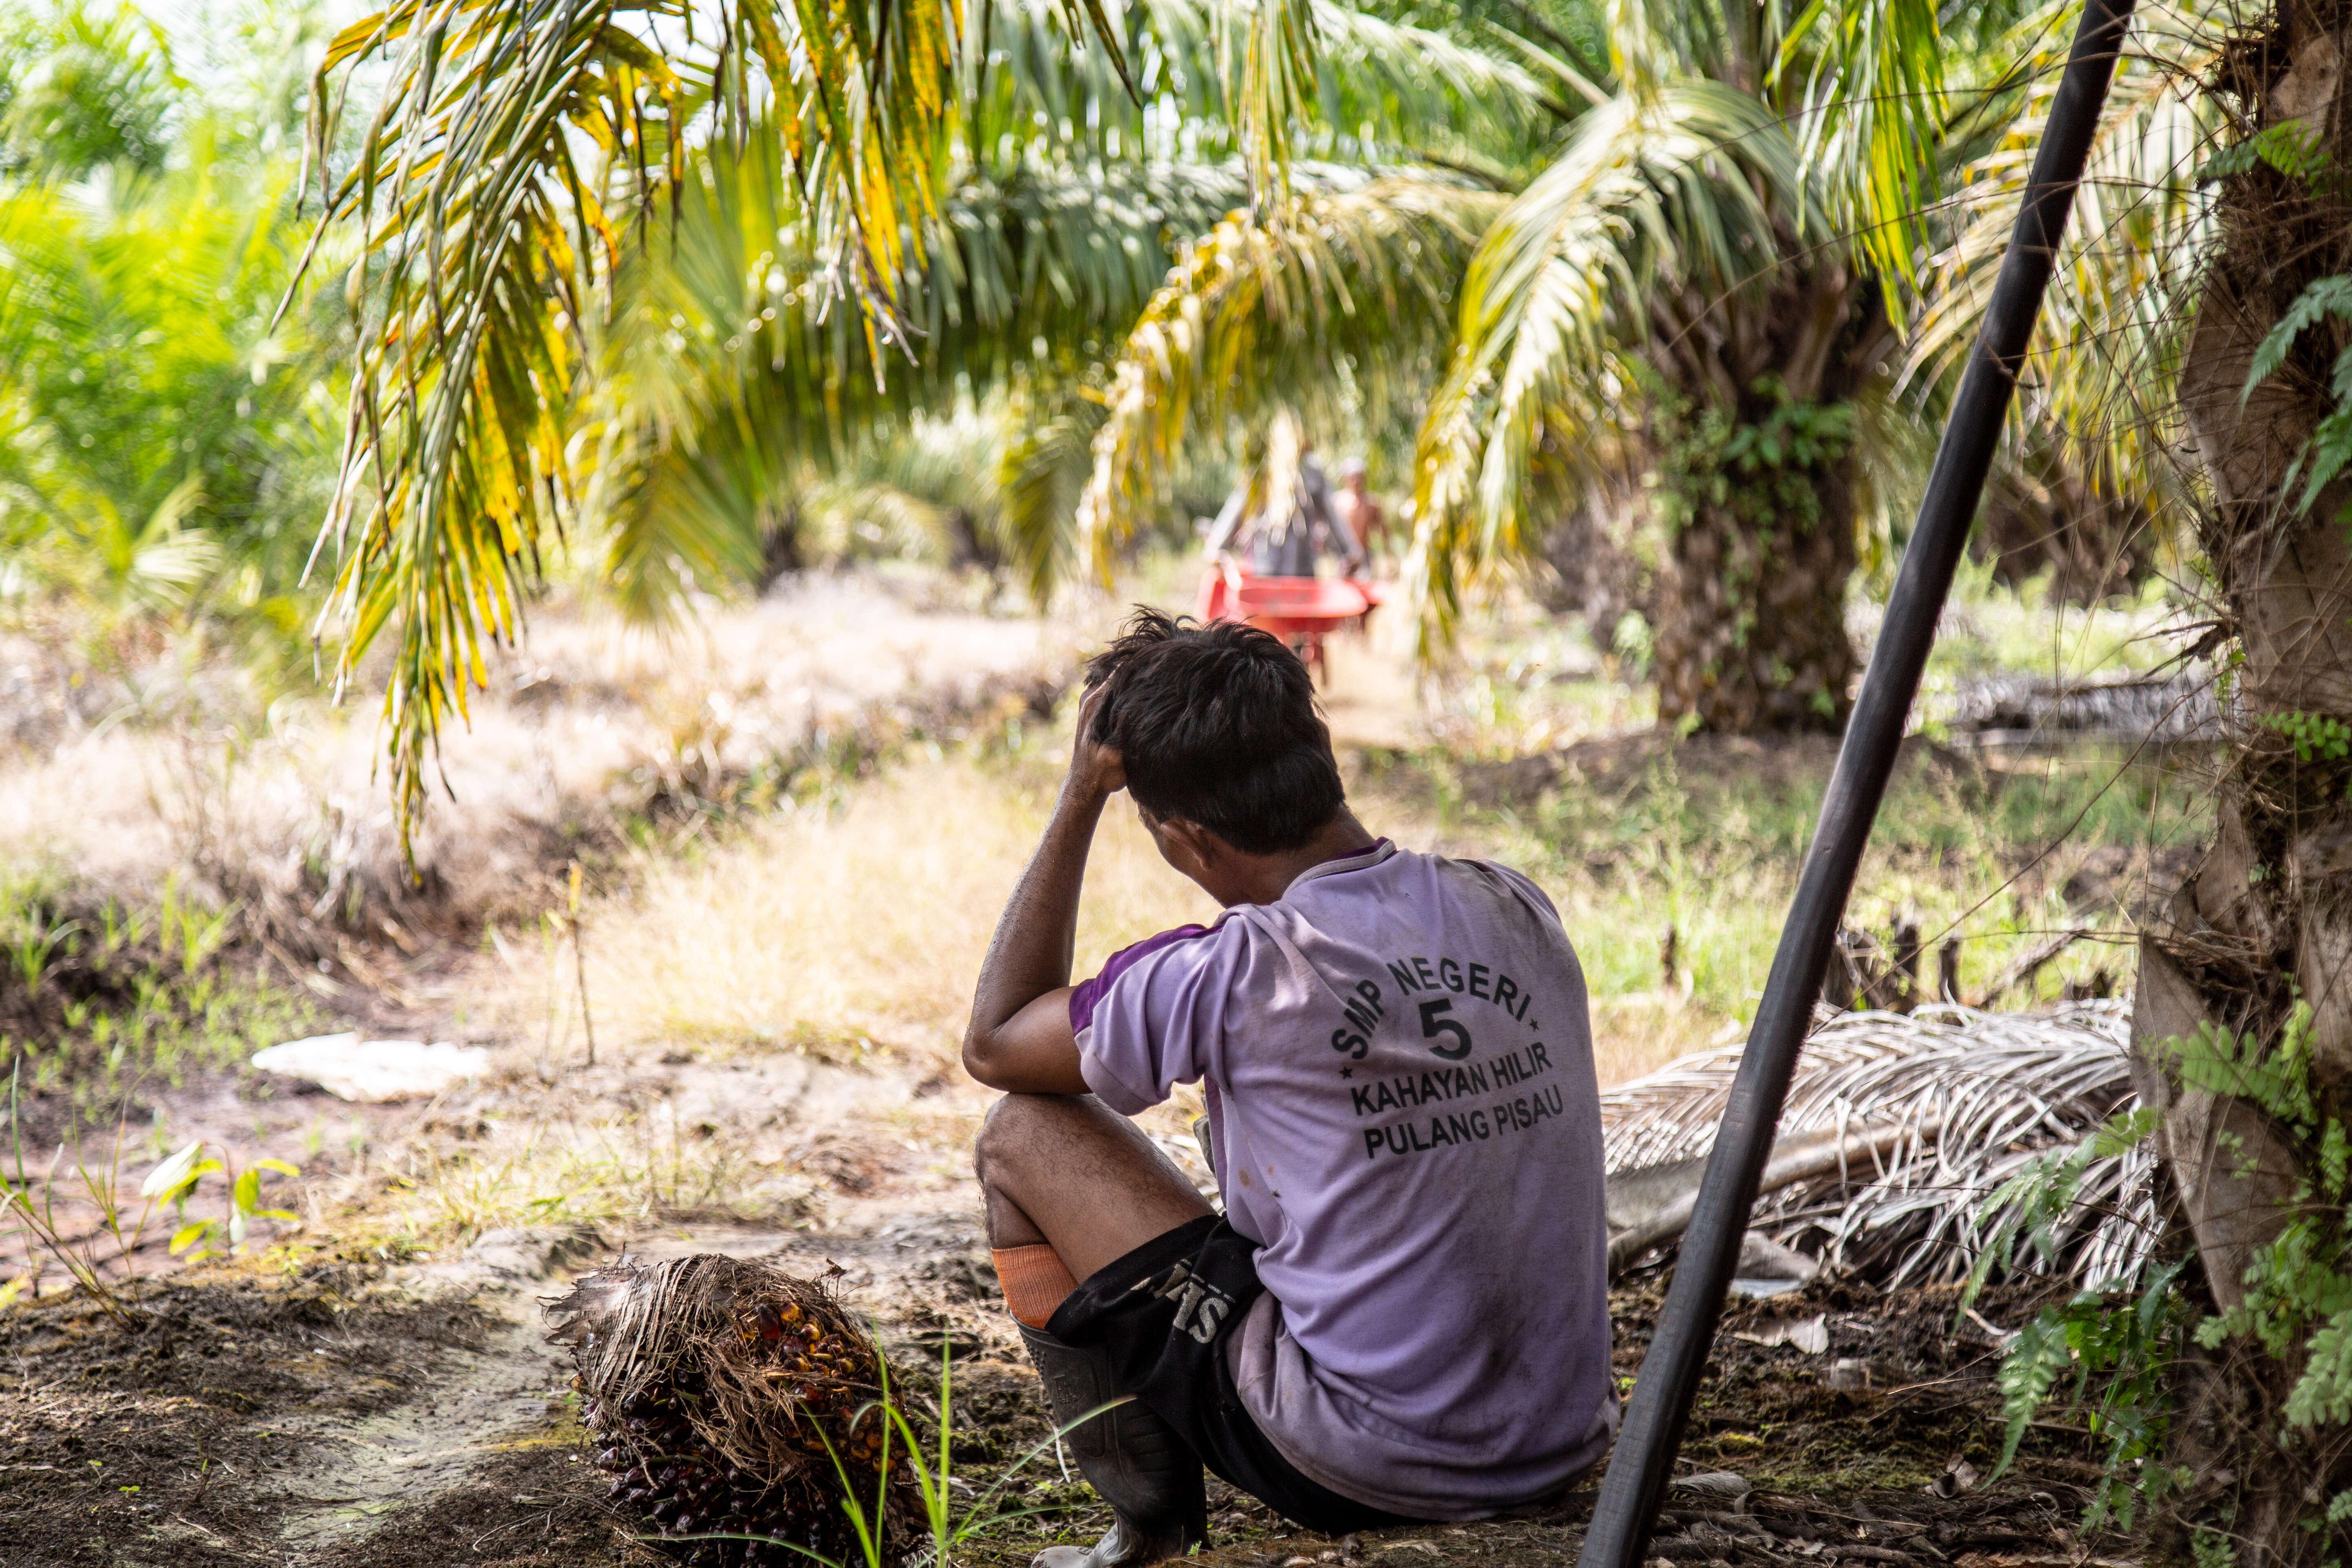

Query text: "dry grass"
[0, 570, 1084, 951]
[483, 755, 1222, 1069]
[1588, 996, 1744, 1087]
[462, 585, 2056, 1096]
[1, 558, 2213, 1306]
[301, 1045, 977, 1252]
[471, 735, 1733, 1089]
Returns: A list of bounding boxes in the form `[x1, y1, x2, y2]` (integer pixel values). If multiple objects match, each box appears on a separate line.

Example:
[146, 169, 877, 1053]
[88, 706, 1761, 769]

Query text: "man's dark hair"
[1085, 608, 1345, 855]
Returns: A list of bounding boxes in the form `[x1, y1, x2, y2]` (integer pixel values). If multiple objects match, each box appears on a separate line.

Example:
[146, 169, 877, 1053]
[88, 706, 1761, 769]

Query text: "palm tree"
[2086, 2, 2352, 1556]
[296, 0, 1533, 840]
[1085, 0, 2010, 733]
[0, 1, 176, 177]
[0, 12, 337, 663]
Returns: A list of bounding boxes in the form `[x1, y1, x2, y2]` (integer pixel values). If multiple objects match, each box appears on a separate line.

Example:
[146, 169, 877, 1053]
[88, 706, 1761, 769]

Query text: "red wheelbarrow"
[1195, 559, 1387, 684]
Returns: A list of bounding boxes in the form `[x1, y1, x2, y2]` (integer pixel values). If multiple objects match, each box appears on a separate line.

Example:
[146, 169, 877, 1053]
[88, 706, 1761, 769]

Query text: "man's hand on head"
[1066, 679, 1127, 806]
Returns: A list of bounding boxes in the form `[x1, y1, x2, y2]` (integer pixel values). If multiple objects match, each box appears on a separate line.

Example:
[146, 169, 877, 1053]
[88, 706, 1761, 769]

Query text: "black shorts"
[1044, 1215, 1421, 1535]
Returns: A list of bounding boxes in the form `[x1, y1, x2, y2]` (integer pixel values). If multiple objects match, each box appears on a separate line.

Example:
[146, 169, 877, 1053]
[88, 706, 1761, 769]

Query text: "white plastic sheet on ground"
[251, 1033, 491, 1102]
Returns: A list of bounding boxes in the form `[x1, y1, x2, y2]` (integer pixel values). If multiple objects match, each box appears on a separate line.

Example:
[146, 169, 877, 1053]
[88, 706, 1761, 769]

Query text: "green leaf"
[2242, 275, 2352, 406]
[139, 1140, 205, 1200]
[2163, 1017, 2316, 1131]
[2259, 120, 2331, 181]
[2285, 1308, 2352, 1428]
[2196, 140, 2263, 184]
[231, 1170, 260, 1216]
[169, 1221, 212, 1254]
[2303, 408, 2352, 509]
[2199, 122, 2332, 186]
[2091, 1107, 2158, 1160]
[2192, 1527, 2238, 1568]
[1995, 1310, 2072, 1474]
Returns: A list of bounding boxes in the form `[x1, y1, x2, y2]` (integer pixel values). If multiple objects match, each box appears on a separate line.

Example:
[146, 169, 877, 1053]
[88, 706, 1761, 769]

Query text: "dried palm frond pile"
[1942, 671, 2219, 747]
[1601, 1001, 2156, 1287]
[547, 1255, 921, 1567]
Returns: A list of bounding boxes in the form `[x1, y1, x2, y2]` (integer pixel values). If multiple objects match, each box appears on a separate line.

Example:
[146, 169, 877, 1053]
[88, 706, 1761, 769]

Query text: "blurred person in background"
[1333, 458, 1384, 572]
[1201, 415, 1365, 579]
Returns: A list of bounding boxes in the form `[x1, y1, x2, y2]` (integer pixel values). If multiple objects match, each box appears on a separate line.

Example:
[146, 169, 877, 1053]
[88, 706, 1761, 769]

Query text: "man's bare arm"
[962, 683, 1123, 1094]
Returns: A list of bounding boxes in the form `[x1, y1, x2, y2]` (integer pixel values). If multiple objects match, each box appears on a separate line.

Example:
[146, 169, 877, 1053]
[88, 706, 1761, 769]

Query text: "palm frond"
[301, 0, 703, 839]
[1078, 174, 1506, 574]
[996, 390, 1104, 602]
[301, 0, 980, 839]
[1231, 0, 1320, 205]
[589, 103, 1254, 607]
[1307, 0, 1560, 160]
[1775, 0, 1944, 290]
[1609, 0, 1953, 271]
[966, 0, 1220, 172]
[1403, 82, 1804, 651]
[1603, 1001, 2152, 1289]
[962, 0, 1541, 192]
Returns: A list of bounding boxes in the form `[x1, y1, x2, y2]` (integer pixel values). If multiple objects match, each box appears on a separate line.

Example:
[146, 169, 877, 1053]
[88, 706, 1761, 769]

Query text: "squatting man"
[962, 610, 1617, 1568]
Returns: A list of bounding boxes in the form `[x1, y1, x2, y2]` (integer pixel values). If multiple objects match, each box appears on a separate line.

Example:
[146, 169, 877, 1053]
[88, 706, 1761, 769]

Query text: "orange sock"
[992, 1245, 1079, 1328]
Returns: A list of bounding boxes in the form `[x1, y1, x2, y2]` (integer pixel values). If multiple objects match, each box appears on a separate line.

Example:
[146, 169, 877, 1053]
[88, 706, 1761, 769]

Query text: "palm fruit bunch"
[547, 1254, 922, 1568]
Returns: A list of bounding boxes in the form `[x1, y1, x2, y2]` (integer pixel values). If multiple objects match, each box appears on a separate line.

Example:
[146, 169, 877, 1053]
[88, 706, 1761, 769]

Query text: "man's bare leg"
[978, 1093, 1213, 1568]
[976, 1092, 1211, 1283]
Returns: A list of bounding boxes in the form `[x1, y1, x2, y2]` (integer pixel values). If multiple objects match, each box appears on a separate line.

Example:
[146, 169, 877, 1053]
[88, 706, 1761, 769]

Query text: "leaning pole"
[1574, 1, 2138, 1562]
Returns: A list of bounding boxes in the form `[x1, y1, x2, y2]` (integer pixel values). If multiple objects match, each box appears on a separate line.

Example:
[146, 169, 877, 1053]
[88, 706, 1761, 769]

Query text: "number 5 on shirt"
[1419, 998, 1472, 1060]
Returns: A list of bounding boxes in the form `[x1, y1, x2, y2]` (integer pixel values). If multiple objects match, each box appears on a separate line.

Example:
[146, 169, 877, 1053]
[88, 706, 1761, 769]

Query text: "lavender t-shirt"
[1071, 841, 1616, 1519]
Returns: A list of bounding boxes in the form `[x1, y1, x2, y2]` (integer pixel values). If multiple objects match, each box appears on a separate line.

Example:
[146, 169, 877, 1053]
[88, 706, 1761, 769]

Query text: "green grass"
[1396, 737, 2202, 1037]
[1409, 557, 2189, 765]
[4, 971, 325, 1116]
[0, 866, 326, 1123]
[1921, 561, 2183, 687]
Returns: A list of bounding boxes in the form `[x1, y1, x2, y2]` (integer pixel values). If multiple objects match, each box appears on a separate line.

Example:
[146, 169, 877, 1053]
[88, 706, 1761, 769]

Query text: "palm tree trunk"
[1652, 453, 1858, 732]
[1644, 267, 1886, 735]
[2136, 6, 2352, 1555]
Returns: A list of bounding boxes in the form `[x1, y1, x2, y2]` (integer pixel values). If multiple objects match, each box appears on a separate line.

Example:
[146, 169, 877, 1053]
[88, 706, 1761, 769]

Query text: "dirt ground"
[0, 1039, 2127, 1568]
[0, 581, 2170, 1566]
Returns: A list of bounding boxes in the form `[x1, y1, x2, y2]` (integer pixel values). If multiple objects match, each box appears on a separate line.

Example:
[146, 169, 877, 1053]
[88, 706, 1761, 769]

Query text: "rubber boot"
[1020, 1323, 1207, 1568]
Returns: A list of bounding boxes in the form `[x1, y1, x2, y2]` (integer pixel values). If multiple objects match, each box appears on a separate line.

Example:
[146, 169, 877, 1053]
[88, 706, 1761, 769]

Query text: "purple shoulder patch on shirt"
[1070, 923, 1215, 1035]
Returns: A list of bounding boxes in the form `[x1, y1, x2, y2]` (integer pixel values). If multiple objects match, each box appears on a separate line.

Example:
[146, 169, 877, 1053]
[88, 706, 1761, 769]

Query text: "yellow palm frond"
[301, 0, 972, 842]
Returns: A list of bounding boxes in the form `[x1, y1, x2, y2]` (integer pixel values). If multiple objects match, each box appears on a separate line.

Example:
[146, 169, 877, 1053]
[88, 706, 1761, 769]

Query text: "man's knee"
[976, 1091, 1055, 1189]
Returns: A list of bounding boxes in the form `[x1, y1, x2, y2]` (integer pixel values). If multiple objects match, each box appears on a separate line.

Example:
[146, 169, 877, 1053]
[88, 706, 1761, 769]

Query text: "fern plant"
[1979, 1004, 2352, 1540]
[1963, 1107, 2188, 1530]
[2263, 711, 2352, 767]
